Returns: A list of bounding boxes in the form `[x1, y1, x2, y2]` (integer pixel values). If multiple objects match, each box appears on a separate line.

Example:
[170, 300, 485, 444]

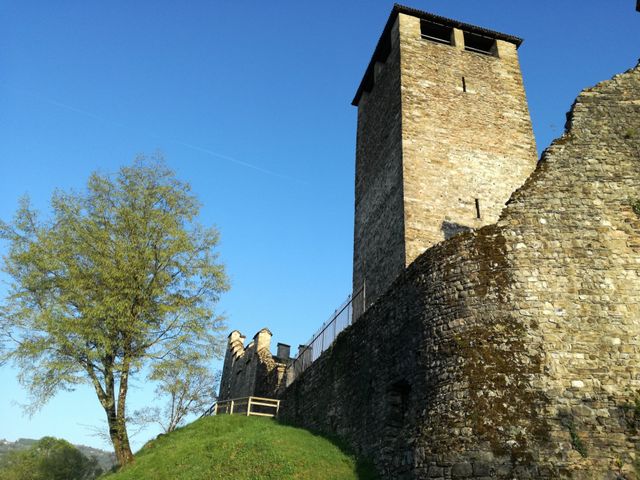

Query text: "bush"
[0, 437, 102, 480]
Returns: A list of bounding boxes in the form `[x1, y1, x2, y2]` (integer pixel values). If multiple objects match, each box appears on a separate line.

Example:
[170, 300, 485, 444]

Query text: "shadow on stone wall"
[440, 220, 472, 240]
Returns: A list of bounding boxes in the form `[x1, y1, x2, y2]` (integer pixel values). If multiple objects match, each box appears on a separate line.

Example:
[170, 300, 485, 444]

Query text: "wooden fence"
[202, 396, 280, 418]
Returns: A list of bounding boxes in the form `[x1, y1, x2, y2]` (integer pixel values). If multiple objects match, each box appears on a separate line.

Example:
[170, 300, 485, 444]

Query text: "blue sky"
[0, 1, 638, 451]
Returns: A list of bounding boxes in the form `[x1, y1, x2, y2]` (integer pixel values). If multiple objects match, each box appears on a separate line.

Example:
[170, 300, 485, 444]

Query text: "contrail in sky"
[6, 86, 306, 184]
[173, 141, 305, 183]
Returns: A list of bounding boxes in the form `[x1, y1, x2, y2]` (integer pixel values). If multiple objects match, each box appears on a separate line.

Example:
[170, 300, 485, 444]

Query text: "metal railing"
[285, 287, 364, 386]
[202, 396, 280, 418]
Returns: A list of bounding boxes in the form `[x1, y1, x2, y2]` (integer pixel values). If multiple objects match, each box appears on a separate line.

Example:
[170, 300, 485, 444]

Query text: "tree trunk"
[88, 358, 135, 467]
[107, 409, 134, 467]
[114, 358, 134, 465]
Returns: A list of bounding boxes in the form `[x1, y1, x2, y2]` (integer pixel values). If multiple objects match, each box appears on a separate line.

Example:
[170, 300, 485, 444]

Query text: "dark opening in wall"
[362, 72, 375, 94]
[462, 76, 467, 92]
[420, 20, 453, 45]
[386, 380, 411, 428]
[362, 31, 393, 96]
[475, 198, 481, 219]
[378, 31, 392, 63]
[464, 31, 496, 56]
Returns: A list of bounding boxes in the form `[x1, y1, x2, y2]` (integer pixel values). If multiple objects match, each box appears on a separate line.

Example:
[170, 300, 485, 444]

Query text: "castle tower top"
[352, 5, 538, 314]
[353, 4, 523, 106]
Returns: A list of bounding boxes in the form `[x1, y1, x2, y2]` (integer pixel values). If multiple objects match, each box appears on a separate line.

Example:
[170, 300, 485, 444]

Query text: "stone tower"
[353, 5, 538, 309]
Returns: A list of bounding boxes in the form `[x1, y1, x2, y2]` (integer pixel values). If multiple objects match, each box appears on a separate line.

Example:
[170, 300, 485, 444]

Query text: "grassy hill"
[103, 415, 377, 480]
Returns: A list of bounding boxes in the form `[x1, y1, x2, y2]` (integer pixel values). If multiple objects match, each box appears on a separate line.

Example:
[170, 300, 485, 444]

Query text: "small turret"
[254, 328, 273, 352]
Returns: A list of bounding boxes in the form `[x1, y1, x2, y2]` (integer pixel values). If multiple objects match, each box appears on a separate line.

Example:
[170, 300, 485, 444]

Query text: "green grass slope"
[103, 416, 377, 480]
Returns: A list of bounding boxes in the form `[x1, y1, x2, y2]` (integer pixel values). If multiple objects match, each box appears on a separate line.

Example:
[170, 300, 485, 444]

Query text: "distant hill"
[103, 415, 377, 480]
[0, 437, 116, 472]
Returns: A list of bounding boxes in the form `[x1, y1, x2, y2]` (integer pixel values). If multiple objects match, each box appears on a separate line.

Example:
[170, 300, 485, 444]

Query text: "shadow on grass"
[277, 419, 379, 480]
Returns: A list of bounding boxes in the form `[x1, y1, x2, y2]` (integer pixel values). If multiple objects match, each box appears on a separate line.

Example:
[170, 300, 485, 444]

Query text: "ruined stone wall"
[398, 13, 538, 265]
[352, 17, 406, 309]
[218, 328, 290, 401]
[281, 64, 640, 479]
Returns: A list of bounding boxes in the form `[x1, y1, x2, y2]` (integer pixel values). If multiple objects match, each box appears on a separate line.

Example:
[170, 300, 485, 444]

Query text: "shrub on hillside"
[0, 437, 102, 480]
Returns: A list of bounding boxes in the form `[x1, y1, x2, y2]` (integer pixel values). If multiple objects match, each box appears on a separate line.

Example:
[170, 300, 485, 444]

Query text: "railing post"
[333, 312, 337, 341]
[230, 400, 234, 415]
[214, 403, 218, 415]
[363, 277, 366, 313]
[247, 397, 252, 416]
[276, 399, 280, 417]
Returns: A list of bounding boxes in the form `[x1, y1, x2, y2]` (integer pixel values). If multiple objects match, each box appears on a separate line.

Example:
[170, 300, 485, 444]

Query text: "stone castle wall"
[280, 63, 640, 479]
[398, 14, 538, 265]
[353, 10, 538, 310]
[352, 17, 405, 310]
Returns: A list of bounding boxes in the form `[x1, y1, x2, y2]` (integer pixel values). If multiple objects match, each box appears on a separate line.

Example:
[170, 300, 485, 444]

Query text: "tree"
[0, 436, 102, 480]
[0, 158, 229, 466]
[133, 357, 220, 434]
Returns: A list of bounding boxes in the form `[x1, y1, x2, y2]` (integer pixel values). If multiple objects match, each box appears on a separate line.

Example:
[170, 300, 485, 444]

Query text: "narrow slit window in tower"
[462, 77, 467, 92]
[475, 198, 481, 219]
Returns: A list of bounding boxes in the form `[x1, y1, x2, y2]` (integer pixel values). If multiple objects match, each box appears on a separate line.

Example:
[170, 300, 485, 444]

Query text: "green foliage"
[0, 437, 102, 480]
[103, 415, 378, 480]
[0, 439, 38, 460]
[0, 439, 115, 473]
[565, 419, 588, 458]
[0, 157, 229, 465]
[133, 358, 220, 433]
[634, 396, 640, 420]
[631, 199, 640, 217]
[624, 128, 637, 139]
